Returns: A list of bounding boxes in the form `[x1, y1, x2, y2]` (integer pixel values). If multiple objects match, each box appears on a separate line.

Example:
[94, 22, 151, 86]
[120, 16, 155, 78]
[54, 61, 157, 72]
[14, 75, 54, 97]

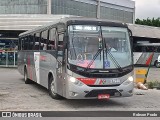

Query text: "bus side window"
[57, 34, 64, 59]
[24, 37, 28, 50]
[48, 28, 56, 50]
[58, 34, 64, 51]
[157, 47, 160, 52]
[142, 46, 146, 52]
[41, 30, 48, 50]
[34, 33, 40, 50]
[21, 38, 24, 50]
[18, 38, 21, 50]
[28, 35, 34, 50]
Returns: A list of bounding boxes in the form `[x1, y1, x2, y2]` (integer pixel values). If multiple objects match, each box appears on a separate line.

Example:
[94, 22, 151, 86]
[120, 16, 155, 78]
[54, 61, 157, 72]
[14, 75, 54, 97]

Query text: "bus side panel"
[152, 53, 159, 65]
[134, 52, 159, 66]
[32, 50, 58, 90]
[38, 51, 56, 89]
[26, 52, 35, 81]
[133, 52, 142, 64]
[48, 51, 59, 92]
[17, 51, 25, 75]
[135, 52, 151, 65]
[137, 53, 151, 65]
[18, 51, 36, 82]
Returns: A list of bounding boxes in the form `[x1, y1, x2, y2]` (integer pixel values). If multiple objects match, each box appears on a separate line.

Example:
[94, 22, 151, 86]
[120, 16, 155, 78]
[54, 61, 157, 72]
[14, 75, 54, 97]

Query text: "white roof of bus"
[19, 16, 126, 37]
[128, 23, 160, 39]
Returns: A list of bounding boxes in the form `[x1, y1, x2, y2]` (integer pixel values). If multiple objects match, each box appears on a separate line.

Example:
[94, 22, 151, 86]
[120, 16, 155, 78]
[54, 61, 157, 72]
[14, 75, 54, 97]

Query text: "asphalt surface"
[0, 67, 160, 112]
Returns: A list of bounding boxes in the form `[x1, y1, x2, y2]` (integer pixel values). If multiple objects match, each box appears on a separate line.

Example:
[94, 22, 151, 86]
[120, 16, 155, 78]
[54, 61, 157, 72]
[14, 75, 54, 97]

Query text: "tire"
[24, 67, 31, 84]
[156, 61, 160, 68]
[48, 75, 62, 99]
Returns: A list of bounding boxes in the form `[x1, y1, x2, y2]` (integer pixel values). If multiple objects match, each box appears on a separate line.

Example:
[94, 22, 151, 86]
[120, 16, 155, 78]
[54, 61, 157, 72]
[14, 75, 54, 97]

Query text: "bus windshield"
[68, 25, 132, 70]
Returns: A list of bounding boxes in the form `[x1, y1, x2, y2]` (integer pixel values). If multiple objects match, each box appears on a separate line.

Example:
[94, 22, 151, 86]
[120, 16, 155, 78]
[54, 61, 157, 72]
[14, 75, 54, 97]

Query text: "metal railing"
[0, 51, 17, 67]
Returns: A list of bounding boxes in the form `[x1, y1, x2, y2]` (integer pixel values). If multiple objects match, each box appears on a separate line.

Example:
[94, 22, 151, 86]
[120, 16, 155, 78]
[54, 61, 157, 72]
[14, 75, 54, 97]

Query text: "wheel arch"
[23, 64, 27, 74]
[48, 71, 54, 89]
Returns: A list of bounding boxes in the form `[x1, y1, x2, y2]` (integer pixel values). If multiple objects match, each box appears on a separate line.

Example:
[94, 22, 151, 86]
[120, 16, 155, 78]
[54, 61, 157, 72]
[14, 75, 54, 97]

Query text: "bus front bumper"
[65, 81, 134, 99]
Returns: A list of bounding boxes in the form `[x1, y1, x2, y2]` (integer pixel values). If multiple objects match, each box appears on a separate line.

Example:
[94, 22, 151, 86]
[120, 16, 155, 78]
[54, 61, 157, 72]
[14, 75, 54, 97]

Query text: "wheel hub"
[51, 80, 56, 95]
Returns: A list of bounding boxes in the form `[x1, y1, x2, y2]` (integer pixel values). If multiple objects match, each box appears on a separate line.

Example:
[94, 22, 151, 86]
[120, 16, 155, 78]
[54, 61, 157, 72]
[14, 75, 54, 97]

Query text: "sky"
[133, 0, 160, 19]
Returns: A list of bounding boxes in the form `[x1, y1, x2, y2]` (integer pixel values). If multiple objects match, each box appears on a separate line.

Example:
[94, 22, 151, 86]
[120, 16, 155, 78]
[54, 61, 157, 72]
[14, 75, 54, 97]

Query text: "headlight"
[69, 77, 84, 86]
[122, 76, 134, 85]
[70, 77, 76, 83]
[128, 76, 134, 82]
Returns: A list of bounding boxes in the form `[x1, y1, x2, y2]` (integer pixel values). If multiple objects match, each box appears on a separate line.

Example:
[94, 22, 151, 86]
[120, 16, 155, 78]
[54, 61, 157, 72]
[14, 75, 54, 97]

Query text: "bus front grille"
[87, 84, 120, 87]
[85, 89, 121, 97]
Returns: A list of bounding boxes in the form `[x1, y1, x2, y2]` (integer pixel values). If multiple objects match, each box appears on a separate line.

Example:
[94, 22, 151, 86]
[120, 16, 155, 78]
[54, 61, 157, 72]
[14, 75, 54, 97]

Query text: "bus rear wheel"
[24, 68, 31, 84]
[48, 75, 62, 99]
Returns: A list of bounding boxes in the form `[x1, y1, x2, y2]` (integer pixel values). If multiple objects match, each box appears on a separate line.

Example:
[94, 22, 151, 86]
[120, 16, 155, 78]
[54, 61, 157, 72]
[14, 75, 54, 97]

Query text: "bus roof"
[128, 23, 160, 39]
[19, 16, 128, 37]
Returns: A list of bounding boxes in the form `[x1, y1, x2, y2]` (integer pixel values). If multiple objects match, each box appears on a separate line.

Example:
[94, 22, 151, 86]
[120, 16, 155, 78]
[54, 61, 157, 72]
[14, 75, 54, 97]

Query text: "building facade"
[0, 0, 135, 23]
[0, 0, 135, 67]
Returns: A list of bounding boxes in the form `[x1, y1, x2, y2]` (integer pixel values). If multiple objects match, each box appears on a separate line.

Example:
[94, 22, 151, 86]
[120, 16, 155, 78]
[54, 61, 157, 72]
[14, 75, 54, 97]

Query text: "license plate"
[98, 94, 110, 99]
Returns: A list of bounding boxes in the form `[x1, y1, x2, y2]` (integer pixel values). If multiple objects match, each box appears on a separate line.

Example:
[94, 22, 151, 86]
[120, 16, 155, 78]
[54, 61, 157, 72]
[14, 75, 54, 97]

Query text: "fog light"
[70, 92, 78, 97]
[128, 90, 133, 93]
[119, 89, 123, 92]
[114, 92, 121, 97]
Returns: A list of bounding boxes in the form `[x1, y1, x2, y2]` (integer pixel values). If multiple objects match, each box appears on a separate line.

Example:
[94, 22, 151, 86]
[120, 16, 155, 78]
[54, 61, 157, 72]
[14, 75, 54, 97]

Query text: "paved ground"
[0, 68, 160, 111]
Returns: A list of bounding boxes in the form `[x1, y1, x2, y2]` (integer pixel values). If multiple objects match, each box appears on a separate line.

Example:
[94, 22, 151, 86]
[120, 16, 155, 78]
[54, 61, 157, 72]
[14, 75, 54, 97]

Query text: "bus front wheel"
[24, 68, 31, 84]
[48, 75, 62, 99]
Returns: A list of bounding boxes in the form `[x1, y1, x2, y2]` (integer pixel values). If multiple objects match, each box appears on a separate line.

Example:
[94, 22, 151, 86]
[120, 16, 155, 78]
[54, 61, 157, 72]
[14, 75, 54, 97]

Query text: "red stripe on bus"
[77, 78, 96, 85]
[145, 53, 154, 65]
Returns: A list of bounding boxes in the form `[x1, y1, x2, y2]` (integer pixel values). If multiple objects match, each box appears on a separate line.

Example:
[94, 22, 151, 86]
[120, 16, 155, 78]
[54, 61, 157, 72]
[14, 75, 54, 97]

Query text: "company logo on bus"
[99, 79, 107, 85]
[77, 78, 120, 85]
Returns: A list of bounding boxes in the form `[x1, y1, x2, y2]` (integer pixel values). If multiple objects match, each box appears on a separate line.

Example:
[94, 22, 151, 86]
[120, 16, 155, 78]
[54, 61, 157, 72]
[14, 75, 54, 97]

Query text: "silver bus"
[18, 16, 134, 99]
[133, 42, 160, 67]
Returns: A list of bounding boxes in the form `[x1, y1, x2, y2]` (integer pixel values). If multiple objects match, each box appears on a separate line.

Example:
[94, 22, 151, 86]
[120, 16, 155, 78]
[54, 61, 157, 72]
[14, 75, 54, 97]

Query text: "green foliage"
[147, 81, 160, 89]
[135, 17, 160, 27]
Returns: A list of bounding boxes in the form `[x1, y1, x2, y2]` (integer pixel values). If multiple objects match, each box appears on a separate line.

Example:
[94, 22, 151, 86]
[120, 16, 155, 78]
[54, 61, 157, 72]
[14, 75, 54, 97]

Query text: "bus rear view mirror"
[128, 29, 133, 50]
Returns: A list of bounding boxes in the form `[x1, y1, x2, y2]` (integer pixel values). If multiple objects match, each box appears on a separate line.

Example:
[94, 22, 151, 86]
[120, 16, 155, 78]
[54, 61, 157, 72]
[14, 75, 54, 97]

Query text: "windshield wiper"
[107, 51, 123, 71]
[85, 48, 103, 71]
[104, 41, 123, 72]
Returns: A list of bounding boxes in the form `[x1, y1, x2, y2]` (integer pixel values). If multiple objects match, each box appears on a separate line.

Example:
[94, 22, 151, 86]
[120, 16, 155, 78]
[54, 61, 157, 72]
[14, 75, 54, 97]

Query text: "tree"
[135, 17, 160, 27]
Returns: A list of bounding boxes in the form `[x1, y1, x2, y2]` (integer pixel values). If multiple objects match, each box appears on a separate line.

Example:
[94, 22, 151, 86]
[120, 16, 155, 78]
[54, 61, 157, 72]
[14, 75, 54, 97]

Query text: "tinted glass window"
[34, 33, 40, 50]
[58, 34, 64, 51]
[24, 37, 28, 50]
[28, 35, 34, 50]
[48, 28, 57, 50]
[41, 30, 48, 50]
